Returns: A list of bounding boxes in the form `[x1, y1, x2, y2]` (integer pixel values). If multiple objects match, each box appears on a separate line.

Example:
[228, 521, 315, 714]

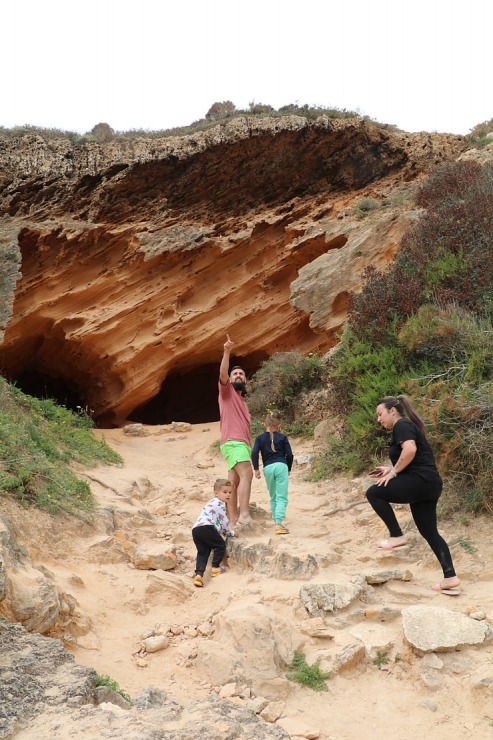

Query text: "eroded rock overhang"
[0, 117, 467, 425]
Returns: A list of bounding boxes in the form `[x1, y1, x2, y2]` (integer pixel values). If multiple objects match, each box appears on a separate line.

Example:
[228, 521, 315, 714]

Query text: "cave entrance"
[11, 366, 87, 414]
[127, 352, 267, 425]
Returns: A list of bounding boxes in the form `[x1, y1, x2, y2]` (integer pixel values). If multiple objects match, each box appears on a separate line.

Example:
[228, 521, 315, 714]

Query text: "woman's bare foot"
[377, 536, 408, 551]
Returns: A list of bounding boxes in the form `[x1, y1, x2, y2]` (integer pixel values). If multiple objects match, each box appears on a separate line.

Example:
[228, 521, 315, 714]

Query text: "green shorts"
[220, 441, 252, 470]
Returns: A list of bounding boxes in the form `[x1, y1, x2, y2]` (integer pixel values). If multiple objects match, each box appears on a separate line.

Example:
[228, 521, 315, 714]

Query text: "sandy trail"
[26, 421, 493, 740]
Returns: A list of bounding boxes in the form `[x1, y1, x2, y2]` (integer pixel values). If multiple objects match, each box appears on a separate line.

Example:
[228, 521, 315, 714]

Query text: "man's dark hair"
[230, 365, 244, 373]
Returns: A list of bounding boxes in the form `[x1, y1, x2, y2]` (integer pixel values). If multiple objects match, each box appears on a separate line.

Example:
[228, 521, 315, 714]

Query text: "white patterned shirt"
[192, 497, 233, 537]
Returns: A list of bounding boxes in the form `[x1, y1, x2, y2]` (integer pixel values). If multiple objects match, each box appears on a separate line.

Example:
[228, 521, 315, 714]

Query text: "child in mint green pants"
[251, 413, 293, 534]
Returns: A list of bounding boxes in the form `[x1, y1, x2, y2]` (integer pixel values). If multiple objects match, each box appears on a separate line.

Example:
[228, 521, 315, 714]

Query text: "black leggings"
[192, 525, 226, 576]
[366, 474, 456, 578]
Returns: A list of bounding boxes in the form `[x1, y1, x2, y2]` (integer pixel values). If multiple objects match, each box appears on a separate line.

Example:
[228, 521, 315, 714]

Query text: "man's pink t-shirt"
[218, 380, 251, 446]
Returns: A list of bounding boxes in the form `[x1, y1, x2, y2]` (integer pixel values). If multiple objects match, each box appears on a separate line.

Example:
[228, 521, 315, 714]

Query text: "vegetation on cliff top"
[0, 100, 397, 144]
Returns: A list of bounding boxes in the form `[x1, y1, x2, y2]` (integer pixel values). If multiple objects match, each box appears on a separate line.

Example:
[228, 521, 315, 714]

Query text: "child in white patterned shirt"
[192, 479, 238, 587]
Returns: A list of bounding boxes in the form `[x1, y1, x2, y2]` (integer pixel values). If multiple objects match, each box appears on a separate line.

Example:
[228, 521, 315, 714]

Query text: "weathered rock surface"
[402, 606, 493, 653]
[299, 577, 370, 615]
[0, 118, 467, 425]
[0, 618, 291, 740]
[0, 618, 95, 738]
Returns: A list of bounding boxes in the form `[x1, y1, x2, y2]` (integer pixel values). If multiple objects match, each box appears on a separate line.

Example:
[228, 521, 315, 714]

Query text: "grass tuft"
[0, 377, 122, 516]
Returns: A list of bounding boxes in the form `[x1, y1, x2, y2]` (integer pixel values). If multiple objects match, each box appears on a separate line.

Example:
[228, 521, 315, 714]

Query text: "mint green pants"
[264, 462, 289, 524]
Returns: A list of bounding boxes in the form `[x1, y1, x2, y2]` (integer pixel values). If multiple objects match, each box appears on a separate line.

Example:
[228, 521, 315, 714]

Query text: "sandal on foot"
[275, 524, 290, 535]
[193, 575, 203, 587]
[431, 583, 461, 596]
[211, 565, 227, 577]
[377, 539, 408, 551]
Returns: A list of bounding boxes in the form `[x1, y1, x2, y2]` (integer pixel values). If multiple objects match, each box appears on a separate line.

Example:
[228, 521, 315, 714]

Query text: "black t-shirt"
[389, 417, 442, 483]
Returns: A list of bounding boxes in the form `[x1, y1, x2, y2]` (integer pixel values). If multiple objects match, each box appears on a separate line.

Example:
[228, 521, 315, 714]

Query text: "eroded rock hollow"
[0, 117, 466, 425]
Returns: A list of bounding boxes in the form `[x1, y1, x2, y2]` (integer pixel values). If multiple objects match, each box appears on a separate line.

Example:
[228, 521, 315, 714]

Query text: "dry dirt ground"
[16, 422, 493, 739]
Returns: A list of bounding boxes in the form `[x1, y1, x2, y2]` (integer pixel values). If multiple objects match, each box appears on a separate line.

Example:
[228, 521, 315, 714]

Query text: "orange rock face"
[0, 117, 466, 425]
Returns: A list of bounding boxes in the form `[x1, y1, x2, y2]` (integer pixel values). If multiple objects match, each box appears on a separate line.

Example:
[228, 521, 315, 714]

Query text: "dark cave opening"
[127, 352, 268, 425]
[11, 366, 87, 414]
[5, 352, 269, 428]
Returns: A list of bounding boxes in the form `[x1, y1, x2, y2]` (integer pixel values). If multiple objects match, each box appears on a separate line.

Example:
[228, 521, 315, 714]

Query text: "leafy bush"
[354, 197, 380, 216]
[94, 674, 131, 703]
[90, 122, 115, 143]
[247, 352, 327, 423]
[315, 158, 493, 506]
[0, 378, 121, 515]
[205, 101, 236, 121]
[286, 650, 331, 691]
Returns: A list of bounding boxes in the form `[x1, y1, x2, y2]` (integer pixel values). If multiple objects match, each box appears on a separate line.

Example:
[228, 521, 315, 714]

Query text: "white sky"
[2, 0, 491, 136]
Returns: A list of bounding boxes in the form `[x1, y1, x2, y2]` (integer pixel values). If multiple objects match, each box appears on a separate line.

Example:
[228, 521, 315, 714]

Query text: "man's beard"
[232, 380, 247, 396]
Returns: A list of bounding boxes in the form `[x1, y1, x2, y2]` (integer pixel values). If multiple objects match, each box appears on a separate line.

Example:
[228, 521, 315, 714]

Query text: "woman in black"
[366, 395, 461, 595]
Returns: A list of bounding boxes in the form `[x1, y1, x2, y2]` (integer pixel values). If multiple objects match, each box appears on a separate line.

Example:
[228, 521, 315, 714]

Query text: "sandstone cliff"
[0, 117, 466, 426]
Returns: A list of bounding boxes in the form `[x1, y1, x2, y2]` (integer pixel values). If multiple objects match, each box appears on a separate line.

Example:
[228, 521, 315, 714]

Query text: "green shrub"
[354, 197, 380, 216]
[286, 650, 331, 691]
[317, 158, 493, 498]
[90, 122, 114, 143]
[94, 674, 131, 703]
[247, 352, 327, 423]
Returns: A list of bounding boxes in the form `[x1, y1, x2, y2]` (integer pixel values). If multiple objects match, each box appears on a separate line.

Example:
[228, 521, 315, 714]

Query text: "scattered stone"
[348, 623, 395, 656]
[422, 653, 443, 670]
[132, 542, 177, 570]
[470, 611, 486, 620]
[260, 700, 285, 722]
[364, 568, 413, 584]
[95, 686, 131, 710]
[332, 642, 366, 672]
[219, 682, 237, 698]
[141, 625, 163, 639]
[276, 716, 320, 738]
[402, 606, 493, 652]
[136, 659, 148, 668]
[123, 423, 148, 436]
[197, 621, 214, 636]
[300, 577, 368, 616]
[228, 538, 323, 579]
[300, 617, 334, 638]
[294, 454, 313, 467]
[420, 671, 444, 690]
[132, 687, 166, 708]
[247, 696, 269, 714]
[142, 635, 169, 653]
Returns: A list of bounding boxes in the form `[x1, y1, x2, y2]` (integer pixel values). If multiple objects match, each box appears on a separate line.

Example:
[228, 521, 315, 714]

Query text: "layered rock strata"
[0, 117, 466, 425]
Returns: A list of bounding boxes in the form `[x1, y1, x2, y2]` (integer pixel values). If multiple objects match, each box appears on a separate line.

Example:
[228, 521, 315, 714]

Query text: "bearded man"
[218, 335, 253, 527]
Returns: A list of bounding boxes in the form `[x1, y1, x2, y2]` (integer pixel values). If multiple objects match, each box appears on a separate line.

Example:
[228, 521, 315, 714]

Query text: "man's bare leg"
[235, 461, 254, 524]
[227, 468, 240, 526]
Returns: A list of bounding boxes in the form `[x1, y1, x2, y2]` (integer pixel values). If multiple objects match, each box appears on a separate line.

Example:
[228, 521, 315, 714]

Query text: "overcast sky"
[3, 0, 491, 136]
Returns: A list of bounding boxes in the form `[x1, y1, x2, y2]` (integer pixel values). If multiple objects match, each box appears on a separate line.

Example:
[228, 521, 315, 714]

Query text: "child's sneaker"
[275, 524, 290, 535]
[211, 565, 227, 577]
[193, 574, 203, 587]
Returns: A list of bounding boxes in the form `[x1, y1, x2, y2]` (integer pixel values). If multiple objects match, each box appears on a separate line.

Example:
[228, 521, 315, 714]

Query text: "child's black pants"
[192, 525, 226, 575]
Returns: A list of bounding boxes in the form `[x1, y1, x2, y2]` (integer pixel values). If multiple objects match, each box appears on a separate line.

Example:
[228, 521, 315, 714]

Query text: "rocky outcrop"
[0, 118, 467, 425]
[0, 619, 291, 740]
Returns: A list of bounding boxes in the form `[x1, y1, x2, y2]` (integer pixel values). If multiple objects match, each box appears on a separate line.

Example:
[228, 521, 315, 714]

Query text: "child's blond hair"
[214, 478, 231, 491]
[264, 413, 282, 452]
